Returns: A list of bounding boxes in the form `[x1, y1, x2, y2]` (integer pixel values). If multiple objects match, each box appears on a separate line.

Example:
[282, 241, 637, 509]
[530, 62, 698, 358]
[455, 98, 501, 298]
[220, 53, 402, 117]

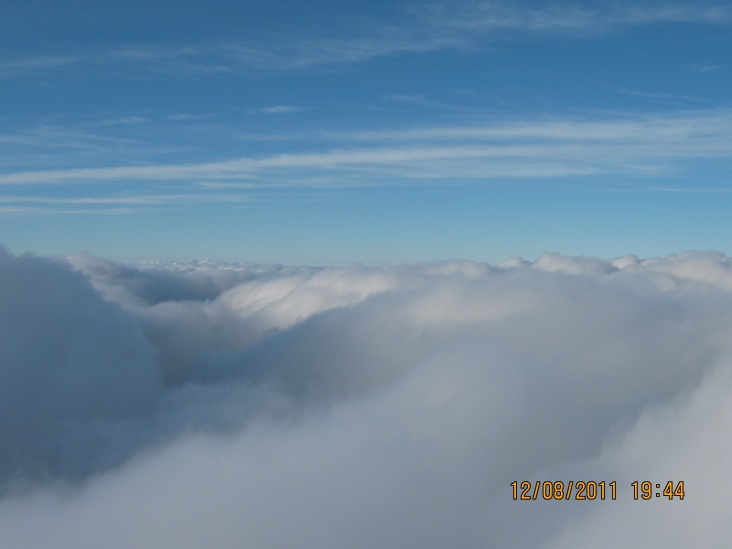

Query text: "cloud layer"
[2, 246, 732, 547]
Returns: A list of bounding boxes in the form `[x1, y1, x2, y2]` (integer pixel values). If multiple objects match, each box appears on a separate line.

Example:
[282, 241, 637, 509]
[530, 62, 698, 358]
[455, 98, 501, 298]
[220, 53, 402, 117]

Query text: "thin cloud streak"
[1, 110, 731, 187]
[435, 2, 732, 34]
[0, 194, 254, 205]
[0, 194, 257, 217]
[342, 110, 732, 143]
[255, 105, 301, 114]
[1, 4, 729, 78]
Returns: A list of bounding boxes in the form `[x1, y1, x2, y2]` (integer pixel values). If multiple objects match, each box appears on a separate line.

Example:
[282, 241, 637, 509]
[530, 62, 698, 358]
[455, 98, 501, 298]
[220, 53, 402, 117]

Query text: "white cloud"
[430, 2, 732, 35]
[545, 359, 732, 548]
[690, 64, 720, 73]
[2, 245, 732, 546]
[255, 105, 301, 114]
[1, 110, 731, 190]
[2, 4, 728, 79]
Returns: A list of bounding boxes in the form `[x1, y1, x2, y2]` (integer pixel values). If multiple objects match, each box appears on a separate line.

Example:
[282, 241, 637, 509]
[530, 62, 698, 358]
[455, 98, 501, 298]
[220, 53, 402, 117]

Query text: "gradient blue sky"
[1, 0, 731, 264]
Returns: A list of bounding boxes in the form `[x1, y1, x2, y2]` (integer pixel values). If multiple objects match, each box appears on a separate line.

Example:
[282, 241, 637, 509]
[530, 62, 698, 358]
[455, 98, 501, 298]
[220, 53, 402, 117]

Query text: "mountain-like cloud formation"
[2, 245, 732, 547]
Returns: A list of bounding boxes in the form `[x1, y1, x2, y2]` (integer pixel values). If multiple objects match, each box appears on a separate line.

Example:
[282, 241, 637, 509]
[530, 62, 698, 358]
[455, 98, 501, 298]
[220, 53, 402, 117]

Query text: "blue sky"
[1, 0, 731, 264]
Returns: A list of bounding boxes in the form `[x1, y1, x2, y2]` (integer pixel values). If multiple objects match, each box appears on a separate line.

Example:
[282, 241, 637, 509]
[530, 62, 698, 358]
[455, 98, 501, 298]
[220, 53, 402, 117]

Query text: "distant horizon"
[4, 240, 727, 270]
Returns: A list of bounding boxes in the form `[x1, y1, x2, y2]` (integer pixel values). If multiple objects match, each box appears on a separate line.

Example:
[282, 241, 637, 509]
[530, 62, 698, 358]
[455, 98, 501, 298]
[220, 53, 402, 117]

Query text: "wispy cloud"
[0, 194, 252, 206]
[690, 63, 721, 73]
[0, 54, 81, 74]
[254, 105, 301, 114]
[0, 36, 441, 78]
[1, 110, 731, 188]
[431, 2, 732, 35]
[611, 87, 705, 104]
[0, 126, 143, 149]
[167, 113, 215, 121]
[95, 116, 149, 127]
[0, 192, 257, 217]
[2, 4, 729, 78]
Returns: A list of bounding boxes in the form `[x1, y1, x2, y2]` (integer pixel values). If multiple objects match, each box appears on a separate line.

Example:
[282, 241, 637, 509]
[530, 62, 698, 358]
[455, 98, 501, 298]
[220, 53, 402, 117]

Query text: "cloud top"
[1, 246, 732, 547]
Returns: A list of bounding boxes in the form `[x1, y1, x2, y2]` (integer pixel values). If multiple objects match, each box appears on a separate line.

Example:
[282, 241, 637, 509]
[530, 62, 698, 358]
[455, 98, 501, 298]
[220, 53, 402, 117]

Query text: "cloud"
[0, 194, 256, 218]
[0, 247, 164, 483]
[544, 360, 732, 548]
[255, 105, 300, 114]
[432, 2, 732, 35]
[1, 245, 732, 546]
[690, 63, 721, 73]
[2, 110, 732, 192]
[2, 3, 729, 79]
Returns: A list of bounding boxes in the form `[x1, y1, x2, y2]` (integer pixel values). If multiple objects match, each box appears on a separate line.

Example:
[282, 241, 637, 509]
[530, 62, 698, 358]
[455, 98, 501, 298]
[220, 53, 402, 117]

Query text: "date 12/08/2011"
[510, 481, 685, 501]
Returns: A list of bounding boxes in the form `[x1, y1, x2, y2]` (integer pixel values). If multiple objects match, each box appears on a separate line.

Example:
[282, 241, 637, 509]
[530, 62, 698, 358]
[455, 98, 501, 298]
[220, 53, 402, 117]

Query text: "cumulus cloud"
[1, 245, 732, 547]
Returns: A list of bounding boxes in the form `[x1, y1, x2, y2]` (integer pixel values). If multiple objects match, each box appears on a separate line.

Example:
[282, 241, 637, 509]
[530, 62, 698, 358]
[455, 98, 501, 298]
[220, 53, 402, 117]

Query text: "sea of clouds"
[2, 244, 732, 547]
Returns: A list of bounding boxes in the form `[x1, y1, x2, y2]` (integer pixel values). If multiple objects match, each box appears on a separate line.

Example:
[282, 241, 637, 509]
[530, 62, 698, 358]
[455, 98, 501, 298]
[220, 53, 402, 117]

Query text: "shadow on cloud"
[1, 245, 732, 547]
